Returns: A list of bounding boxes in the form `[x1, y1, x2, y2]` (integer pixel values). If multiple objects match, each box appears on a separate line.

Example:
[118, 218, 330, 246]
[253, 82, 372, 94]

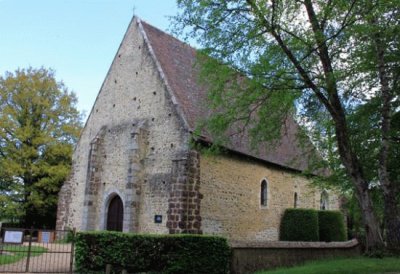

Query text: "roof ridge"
[139, 18, 197, 54]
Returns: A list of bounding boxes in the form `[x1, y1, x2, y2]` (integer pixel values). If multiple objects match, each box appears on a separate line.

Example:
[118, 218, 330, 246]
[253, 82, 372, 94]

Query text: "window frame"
[294, 192, 298, 208]
[260, 178, 269, 208]
[320, 190, 329, 210]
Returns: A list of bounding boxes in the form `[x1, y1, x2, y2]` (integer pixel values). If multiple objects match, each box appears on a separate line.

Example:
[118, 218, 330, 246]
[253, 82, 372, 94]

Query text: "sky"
[0, 0, 179, 118]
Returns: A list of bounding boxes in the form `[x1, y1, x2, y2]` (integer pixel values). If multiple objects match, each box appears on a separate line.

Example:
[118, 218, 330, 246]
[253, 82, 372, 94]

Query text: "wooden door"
[107, 195, 123, 231]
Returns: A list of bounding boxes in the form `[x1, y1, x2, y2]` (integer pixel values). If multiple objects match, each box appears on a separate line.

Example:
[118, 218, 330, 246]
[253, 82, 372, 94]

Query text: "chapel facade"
[56, 17, 339, 242]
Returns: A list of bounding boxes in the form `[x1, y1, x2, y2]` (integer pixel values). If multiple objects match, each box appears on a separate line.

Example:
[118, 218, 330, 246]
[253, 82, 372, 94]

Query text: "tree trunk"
[250, 0, 386, 253]
[331, 109, 384, 252]
[383, 191, 400, 253]
[354, 183, 384, 252]
[302, 3, 384, 251]
[370, 11, 399, 252]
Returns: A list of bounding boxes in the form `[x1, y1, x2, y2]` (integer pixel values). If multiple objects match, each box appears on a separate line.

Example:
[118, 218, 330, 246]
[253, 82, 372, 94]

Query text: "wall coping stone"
[230, 239, 359, 249]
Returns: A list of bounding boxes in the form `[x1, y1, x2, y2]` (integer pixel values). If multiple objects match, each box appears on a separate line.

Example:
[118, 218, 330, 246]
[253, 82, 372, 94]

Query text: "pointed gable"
[139, 19, 319, 173]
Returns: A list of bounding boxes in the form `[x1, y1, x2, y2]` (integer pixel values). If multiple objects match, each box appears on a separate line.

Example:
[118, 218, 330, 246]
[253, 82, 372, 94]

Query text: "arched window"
[294, 192, 298, 208]
[320, 190, 329, 210]
[261, 179, 268, 207]
[107, 195, 124, 231]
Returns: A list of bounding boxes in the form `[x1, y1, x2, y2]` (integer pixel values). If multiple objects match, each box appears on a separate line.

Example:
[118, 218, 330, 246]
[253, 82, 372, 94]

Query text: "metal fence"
[0, 228, 75, 273]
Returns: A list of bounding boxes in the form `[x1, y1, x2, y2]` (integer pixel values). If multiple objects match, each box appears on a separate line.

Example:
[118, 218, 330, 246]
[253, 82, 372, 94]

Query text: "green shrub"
[280, 209, 319, 241]
[318, 210, 347, 242]
[75, 232, 230, 274]
[55, 228, 75, 244]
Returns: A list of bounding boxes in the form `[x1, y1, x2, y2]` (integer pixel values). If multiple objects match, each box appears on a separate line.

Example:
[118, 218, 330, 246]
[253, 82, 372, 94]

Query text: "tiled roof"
[139, 19, 319, 173]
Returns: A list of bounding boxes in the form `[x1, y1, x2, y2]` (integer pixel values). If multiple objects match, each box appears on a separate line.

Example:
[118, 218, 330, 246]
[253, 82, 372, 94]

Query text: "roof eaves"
[195, 135, 305, 174]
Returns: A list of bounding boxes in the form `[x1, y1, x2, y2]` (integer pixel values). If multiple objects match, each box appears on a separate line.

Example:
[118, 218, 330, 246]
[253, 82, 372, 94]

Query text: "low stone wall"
[231, 239, 360, 274]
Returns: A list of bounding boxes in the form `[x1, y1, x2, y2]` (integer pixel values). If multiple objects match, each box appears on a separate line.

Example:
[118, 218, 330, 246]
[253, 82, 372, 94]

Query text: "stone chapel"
[56, 17, 339, 242]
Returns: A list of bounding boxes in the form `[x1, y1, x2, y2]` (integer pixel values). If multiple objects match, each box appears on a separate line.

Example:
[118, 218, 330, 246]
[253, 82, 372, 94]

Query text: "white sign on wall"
[41, 232, 51, 243]
[3, 230, 24, 244]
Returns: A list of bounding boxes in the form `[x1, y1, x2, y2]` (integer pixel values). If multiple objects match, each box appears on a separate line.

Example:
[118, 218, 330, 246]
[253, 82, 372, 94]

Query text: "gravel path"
[0, 243, 73, 273]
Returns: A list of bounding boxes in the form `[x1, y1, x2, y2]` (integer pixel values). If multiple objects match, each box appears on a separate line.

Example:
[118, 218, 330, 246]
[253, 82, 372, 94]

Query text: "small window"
[320, 190, 329, 210]
[294, 192, 298, 208]
[261, 179, 268, 207]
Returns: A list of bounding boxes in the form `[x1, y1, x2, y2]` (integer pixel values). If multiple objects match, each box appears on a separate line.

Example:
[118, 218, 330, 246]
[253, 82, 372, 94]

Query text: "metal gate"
[0, 228, 75, 273]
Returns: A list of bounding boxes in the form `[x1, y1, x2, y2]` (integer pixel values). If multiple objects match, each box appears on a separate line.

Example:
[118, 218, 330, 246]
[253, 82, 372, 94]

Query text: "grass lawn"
[256, 257, 400, 274]
[0, 245, 47, 265]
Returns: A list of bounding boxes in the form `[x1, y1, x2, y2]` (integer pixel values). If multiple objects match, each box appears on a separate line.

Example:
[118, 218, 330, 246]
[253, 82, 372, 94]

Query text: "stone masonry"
[167, 150, 203, 234]
[200, 153, 339, 242]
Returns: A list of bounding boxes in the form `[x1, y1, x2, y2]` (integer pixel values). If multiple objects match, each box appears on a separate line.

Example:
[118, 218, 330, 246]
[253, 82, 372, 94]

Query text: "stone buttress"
[167, 150, 203, 234]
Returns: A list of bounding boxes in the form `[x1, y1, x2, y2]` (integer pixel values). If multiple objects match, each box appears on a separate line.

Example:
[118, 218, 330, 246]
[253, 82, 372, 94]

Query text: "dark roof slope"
[140, 19, 318, 173]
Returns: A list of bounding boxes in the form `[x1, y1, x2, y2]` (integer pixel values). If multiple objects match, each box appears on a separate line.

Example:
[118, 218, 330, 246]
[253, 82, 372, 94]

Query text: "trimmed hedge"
[279, 209, 347, 242]
[75, 232, 230, 274]
[318, 210, 347, 242]
[280, 209, 319, 241]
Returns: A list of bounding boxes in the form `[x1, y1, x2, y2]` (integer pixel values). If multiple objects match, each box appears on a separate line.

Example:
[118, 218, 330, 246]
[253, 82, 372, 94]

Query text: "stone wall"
[82, 126, 106, 230]
[56, 171, 73, 231]
[56, 18, 189, 233]
[200, 152, 339, 242]
[231, 240, 360, 274]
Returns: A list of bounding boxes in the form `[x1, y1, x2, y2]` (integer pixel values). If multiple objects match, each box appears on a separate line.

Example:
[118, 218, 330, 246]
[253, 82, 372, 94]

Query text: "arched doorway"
[107, 195, 123, 231]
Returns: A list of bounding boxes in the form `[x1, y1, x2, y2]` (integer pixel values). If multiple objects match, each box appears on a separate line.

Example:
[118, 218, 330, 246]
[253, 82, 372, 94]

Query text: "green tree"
[173, 0, 399, 252]
[0, 67, 82, 228]
[328, 98, 400, 247]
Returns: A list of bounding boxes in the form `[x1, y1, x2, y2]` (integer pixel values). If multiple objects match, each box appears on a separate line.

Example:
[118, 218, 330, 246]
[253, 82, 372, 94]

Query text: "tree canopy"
[173, 0, 400, 252]
[0, 67, 82, 228]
